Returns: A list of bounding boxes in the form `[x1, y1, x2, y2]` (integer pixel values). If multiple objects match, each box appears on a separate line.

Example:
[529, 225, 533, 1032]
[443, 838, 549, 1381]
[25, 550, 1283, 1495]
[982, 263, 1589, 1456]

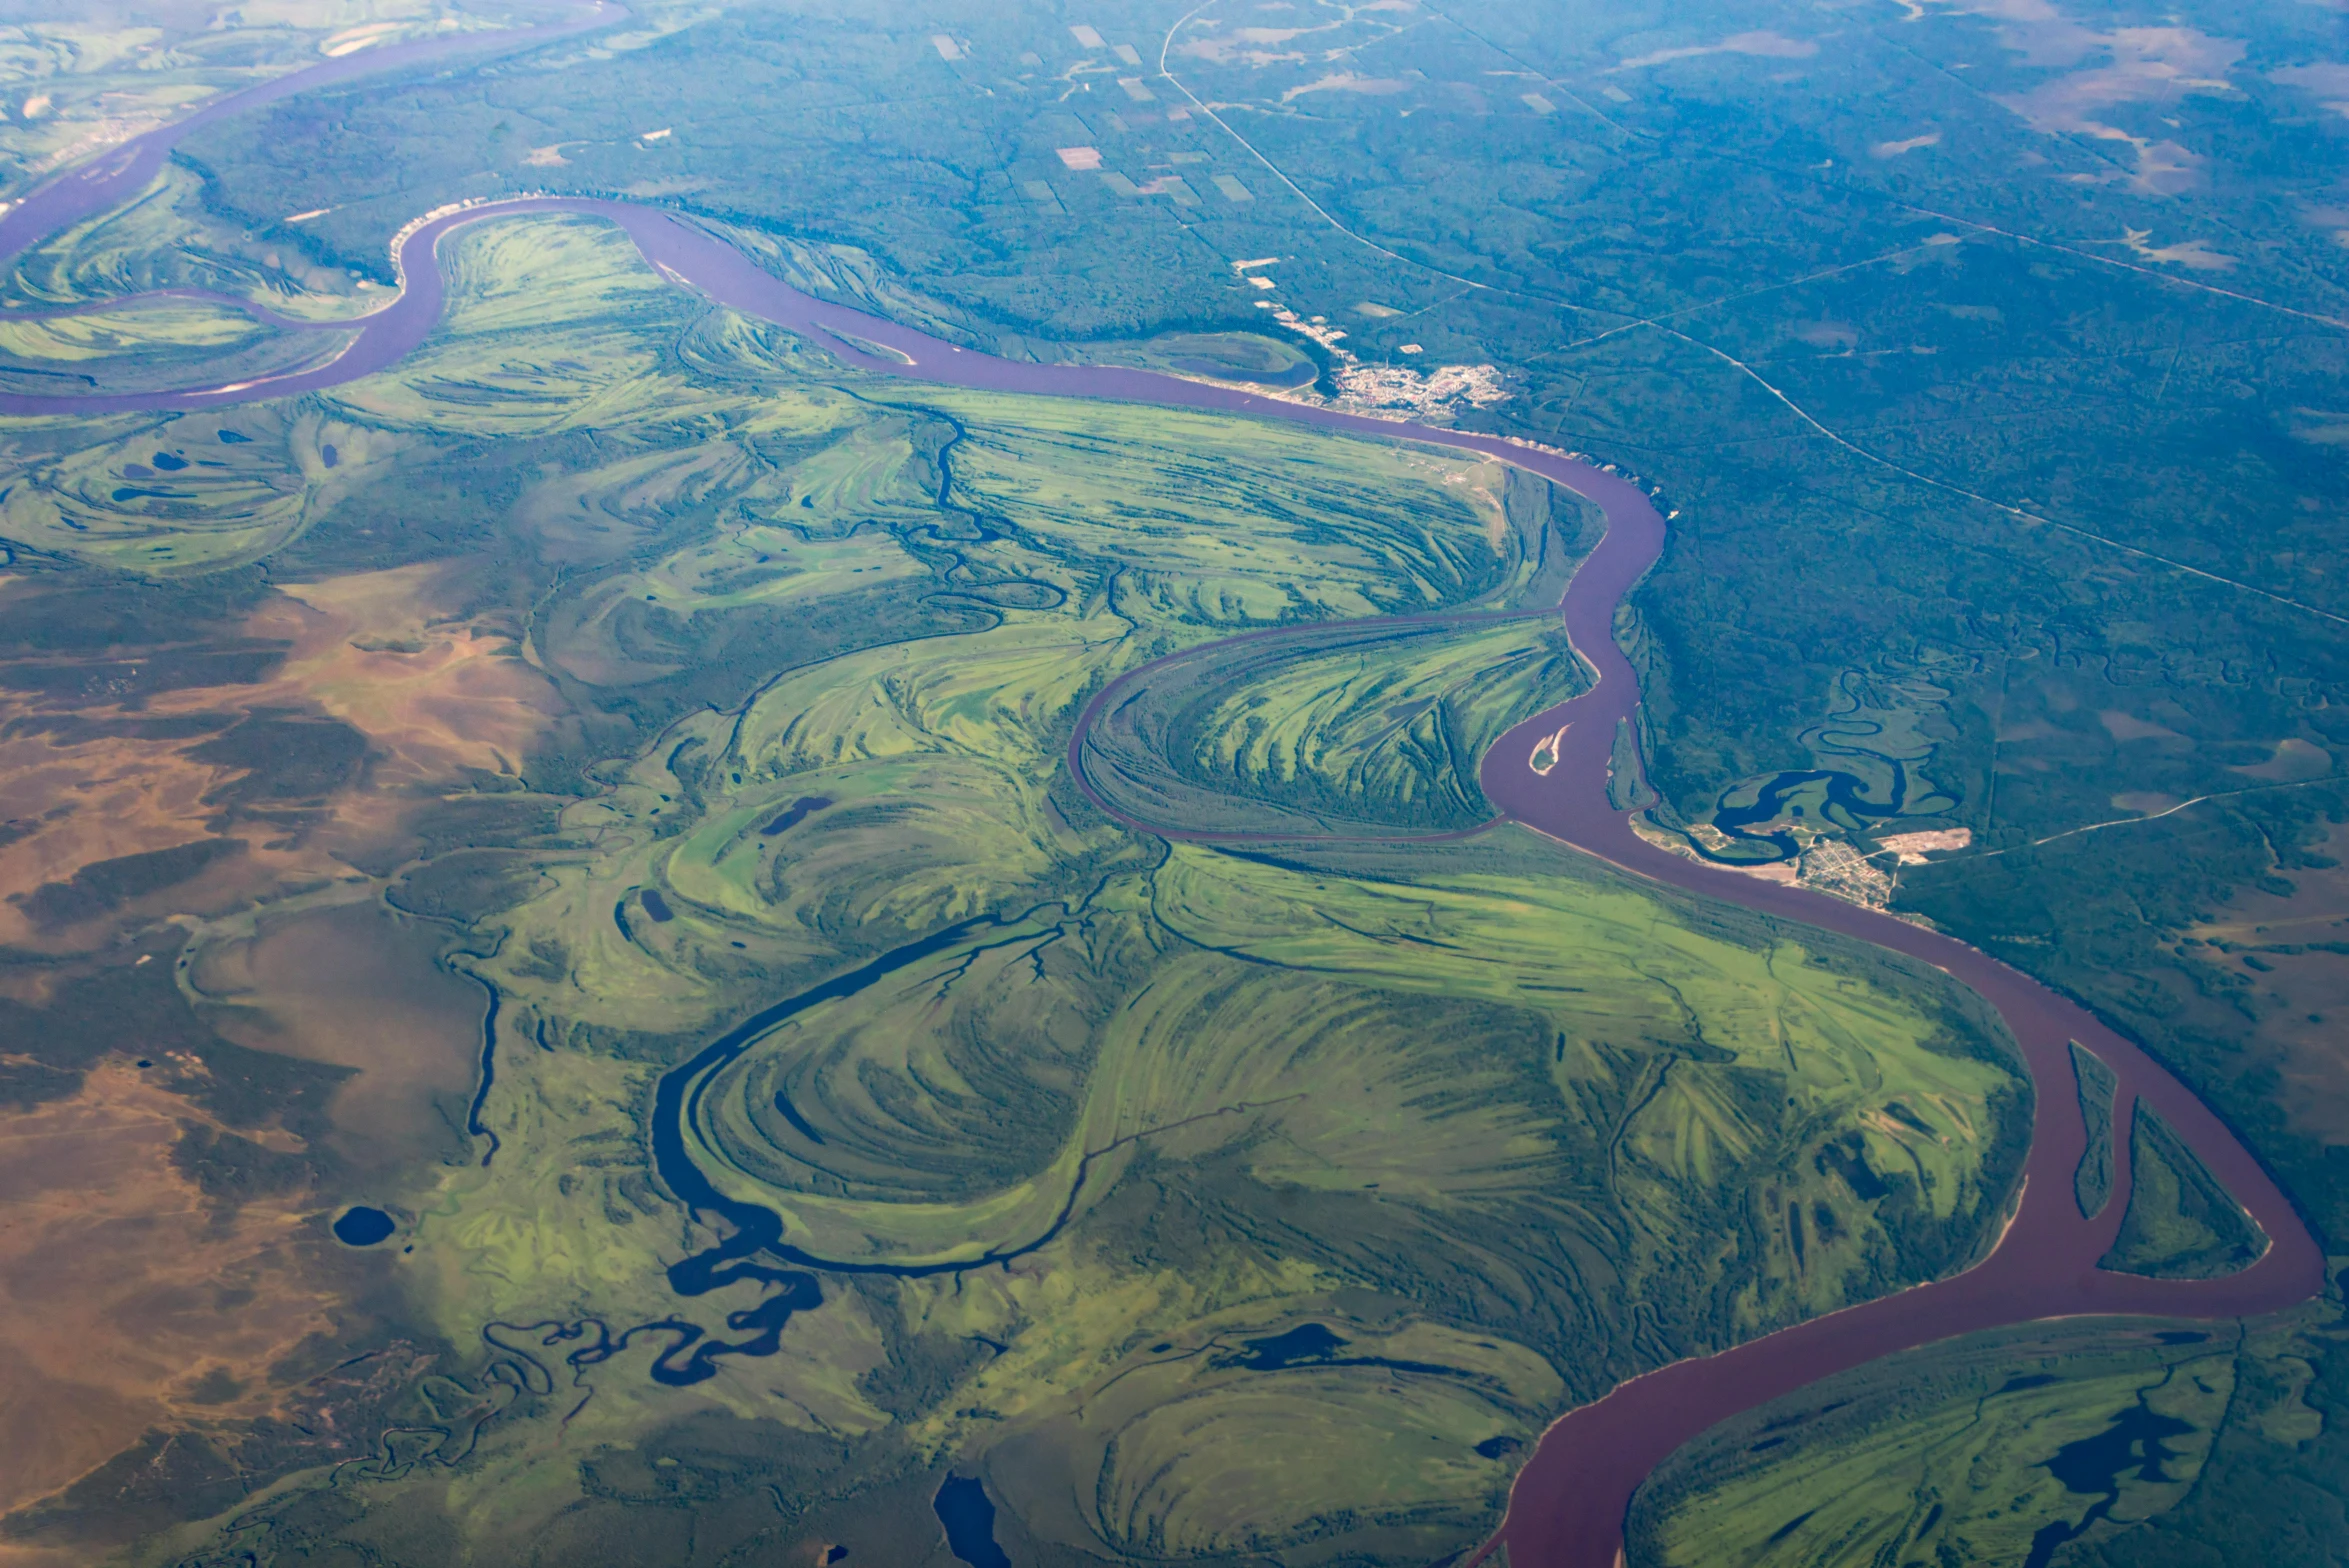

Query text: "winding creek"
[0, 22, 2327, 1566]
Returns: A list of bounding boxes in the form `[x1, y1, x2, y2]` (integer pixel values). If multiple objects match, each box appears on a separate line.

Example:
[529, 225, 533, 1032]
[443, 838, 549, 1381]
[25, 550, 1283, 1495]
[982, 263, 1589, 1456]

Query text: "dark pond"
[333, 1206, 395, 1246]
[933, 1475, 1010, 1568]
[1705, 765, 1914, 861]
[1229, 1323, 1347, 1369]
[1219, 1321, 1465, 1378]
[771, 1089, 826, 1145]
[2023, 1405, 2197, 1568]
[760, 796, 833, 836]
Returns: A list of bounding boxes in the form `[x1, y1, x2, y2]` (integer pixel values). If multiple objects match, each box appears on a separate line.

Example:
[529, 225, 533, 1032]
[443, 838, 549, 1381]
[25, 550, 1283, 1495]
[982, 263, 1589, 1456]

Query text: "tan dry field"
[0, 559, 556, 948]
[2185, 822, 2349, 1145]
[266, 561, 557, 788]
[0, 559, 558, 1534]
[0, 1062, 352, 1522]
[0, 710, 267, 943]
[2232, 736, 2334, 781]
[192, 901, 487, 1173]
[2098, 707, 2194, 748]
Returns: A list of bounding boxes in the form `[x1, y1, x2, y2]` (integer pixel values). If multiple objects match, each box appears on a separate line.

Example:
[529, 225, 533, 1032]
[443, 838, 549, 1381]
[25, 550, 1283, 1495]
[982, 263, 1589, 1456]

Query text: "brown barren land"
[0, 1064, 346, 1519]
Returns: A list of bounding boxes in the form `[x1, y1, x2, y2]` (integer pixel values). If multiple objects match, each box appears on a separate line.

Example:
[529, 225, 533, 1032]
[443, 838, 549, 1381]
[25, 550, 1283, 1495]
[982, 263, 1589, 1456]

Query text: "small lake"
[933, 1476, 1010, 1568]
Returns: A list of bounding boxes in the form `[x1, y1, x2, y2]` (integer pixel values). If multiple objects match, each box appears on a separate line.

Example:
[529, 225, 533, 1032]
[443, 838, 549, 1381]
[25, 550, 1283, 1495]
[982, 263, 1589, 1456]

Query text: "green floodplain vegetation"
[140, 0, 2349, 1282]
[0, 0, 519, 207]
[1626, 1312, 2331, 1568]
[7, 0, 2349, 1559]
[1625, 1081, 2289, 1568]
[412, 218, 2024, 1562]
[1077, 614, 1590, 837]
[1, 211, 2040, 1564]
[2099, 1105, 2271, 1284]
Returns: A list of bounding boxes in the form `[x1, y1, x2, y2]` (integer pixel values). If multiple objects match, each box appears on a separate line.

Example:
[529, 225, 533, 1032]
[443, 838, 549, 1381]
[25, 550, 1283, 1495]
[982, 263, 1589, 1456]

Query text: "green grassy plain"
[2074, 1041, 2118, 1220]
[2099, 1104, 2270, 1282]
[0, 209, 2037, 1566]
[438, 215, 2026, 1565]
[40, 1, 2349, 1560]
[1080, 616, 1587, 836]
[0, 3, 512, 205]
[1627, 1316, 2270, 1568]
[3, 163, 385, 317]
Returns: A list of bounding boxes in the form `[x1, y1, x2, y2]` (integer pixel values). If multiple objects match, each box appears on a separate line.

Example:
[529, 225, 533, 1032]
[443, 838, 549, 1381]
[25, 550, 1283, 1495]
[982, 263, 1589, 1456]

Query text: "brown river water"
[0, 23, 2324, 1563]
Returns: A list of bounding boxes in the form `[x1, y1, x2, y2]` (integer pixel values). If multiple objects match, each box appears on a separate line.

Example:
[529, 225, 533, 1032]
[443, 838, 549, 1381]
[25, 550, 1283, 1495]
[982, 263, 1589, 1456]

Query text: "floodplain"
[8, 0, 2349, 1555]
[0, 209, 2039, 1566]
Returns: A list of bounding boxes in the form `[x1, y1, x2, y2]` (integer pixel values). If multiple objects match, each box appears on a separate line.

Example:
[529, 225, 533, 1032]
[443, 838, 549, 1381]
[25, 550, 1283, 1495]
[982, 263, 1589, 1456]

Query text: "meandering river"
[0, 24, 2324, 1565]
